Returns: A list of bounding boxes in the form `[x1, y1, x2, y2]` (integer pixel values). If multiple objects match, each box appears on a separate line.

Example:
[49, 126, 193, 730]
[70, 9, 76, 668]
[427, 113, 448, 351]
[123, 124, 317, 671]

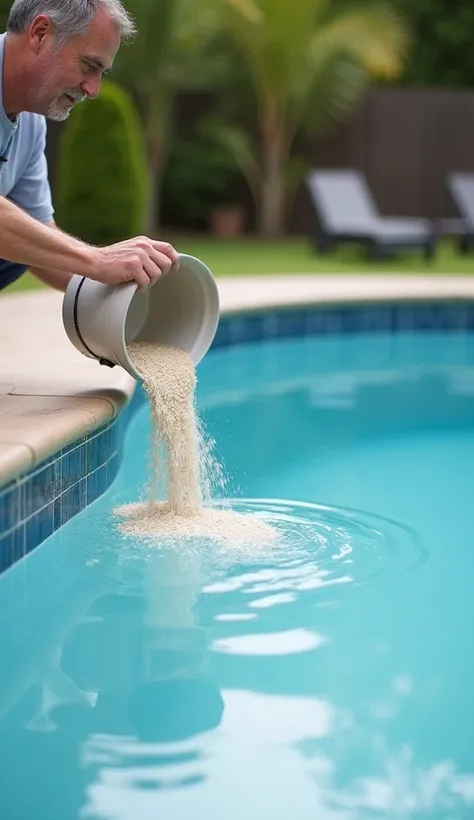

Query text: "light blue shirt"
[0, 32, 54, 223]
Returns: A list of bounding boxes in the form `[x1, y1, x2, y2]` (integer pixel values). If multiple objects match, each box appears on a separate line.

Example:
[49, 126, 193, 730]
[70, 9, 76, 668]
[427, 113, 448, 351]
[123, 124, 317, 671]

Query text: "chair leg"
[371, 243, 391, 261]
[424, 241, 436, 261]
[459, 234, 473, 255]
[371, 243, 382, 260]
[316, 237, 334, 255]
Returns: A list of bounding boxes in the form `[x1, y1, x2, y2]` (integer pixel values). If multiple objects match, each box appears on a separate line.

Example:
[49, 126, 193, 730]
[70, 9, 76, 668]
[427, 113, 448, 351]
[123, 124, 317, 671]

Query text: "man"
[0, 0, 179, 293]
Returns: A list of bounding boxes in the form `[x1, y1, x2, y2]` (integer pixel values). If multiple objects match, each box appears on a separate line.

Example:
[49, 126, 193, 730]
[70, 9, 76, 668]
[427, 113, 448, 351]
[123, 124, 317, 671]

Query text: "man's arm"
[29, 221, 75, 292]
[0, 195, 95, 275]
[0, 195, 179, 287]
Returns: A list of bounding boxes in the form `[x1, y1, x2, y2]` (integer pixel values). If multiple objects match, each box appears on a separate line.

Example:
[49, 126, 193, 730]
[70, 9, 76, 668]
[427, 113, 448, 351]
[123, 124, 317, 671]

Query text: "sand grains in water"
[115, 341, 276, 546]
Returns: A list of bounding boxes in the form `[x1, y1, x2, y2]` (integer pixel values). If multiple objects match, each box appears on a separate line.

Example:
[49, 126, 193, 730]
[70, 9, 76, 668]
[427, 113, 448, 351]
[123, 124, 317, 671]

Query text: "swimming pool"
[1, 325, 474, 819]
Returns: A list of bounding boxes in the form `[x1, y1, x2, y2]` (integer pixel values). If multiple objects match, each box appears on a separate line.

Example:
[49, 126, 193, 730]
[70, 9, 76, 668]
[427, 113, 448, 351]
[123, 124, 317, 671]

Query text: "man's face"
[33, 8, 121, 121]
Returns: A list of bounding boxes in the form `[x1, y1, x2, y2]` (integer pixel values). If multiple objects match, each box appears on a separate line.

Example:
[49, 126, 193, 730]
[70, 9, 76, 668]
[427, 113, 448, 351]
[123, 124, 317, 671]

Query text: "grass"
[3, 235, 473, 294]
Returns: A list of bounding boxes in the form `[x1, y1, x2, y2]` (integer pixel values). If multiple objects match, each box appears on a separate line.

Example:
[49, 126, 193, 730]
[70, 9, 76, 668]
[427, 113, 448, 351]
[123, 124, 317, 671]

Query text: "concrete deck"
[1, 274, 474, 488]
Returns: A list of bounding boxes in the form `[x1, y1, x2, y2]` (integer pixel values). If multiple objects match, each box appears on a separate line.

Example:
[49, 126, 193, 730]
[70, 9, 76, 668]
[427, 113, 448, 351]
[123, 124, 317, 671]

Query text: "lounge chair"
[305, 170, 436, 260]
[443, 172, 474, 253]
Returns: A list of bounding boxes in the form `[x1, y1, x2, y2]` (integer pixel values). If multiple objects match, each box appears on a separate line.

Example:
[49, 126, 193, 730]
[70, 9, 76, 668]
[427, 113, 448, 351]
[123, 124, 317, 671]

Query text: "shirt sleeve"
[7, 116, 55, 224]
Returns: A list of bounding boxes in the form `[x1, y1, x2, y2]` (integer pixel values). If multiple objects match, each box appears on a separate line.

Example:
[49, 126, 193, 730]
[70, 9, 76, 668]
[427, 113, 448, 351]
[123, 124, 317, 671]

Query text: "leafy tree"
[397, 0, 474, 87]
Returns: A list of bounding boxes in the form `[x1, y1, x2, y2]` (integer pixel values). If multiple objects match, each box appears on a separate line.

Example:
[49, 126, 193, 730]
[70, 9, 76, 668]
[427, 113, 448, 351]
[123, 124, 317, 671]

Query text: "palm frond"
[115, 0, 219, 93]
[200, 120, 262, 199]
[216, 0, 326, 110]
[312, 3, 409, 80]
[217, 0, 407, 126]
[291, 52, 368, 138]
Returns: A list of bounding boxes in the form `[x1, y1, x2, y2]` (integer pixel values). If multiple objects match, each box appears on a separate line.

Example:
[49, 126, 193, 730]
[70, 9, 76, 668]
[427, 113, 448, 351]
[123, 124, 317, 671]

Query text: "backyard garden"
[2, 0, 474, 290]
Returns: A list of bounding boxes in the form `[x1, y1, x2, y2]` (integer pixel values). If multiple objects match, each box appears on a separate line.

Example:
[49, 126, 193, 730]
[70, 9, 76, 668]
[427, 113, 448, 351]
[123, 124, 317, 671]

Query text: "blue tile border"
[211, 301, 474, 349]
[1, 297, 474, 574]
[0, 414, 126, 574]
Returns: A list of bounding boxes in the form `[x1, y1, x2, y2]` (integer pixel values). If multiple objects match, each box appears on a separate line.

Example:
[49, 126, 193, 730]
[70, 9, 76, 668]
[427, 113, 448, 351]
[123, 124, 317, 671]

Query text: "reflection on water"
[0, 530, 225, 819]
[0, 493, 471, 819]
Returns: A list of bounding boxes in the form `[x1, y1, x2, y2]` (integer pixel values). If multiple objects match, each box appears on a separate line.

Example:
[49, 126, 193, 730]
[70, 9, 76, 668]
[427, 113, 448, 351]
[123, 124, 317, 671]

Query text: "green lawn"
[4, 235, 473, 294]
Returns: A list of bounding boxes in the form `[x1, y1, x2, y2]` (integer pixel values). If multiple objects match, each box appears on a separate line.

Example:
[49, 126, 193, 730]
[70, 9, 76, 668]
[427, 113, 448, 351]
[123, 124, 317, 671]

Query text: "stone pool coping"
[2, 273, 474, 490]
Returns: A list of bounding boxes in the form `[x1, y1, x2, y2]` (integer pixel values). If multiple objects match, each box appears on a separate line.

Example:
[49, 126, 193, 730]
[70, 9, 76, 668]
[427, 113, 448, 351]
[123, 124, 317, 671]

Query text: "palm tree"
[114, 0, 221, 232]
[213, 0, 409, 237]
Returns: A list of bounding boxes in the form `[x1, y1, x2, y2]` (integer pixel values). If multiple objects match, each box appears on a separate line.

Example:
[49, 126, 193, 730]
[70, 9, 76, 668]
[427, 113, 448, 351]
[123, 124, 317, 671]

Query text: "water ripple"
[204, 497, 427, 589]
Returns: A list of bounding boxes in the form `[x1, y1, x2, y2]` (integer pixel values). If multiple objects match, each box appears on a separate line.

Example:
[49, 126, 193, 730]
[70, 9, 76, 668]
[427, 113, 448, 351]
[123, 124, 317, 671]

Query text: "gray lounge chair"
[444, 172, 474, 254]
[305, 170, 436, 260]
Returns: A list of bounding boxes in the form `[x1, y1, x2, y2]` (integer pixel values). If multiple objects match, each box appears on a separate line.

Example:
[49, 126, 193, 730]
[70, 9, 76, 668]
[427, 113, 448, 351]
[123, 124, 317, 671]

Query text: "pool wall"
[2, 283, 474, 575]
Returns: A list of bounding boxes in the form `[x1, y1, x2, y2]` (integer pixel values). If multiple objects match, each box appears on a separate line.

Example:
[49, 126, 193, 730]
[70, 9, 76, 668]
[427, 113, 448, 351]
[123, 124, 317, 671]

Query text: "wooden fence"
[292, 87, 474, 231]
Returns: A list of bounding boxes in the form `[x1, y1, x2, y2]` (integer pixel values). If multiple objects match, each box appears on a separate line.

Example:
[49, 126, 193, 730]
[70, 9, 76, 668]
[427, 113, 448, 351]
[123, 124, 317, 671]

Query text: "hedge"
[56, 80, 148, 246]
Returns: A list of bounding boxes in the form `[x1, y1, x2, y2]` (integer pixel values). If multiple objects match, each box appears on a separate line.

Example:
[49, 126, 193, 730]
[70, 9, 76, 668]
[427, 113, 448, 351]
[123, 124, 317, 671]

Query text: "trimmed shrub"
[56, 80, 148, 245]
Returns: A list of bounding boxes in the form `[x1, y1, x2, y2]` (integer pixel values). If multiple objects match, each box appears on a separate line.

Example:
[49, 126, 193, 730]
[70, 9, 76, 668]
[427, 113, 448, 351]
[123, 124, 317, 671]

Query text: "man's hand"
[89, 237, 180, 288]
[29, 226, 180, 292]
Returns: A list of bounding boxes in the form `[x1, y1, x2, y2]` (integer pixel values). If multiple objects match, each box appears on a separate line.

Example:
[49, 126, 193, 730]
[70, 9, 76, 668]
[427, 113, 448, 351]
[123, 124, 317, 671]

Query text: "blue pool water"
[1, 330, 474, 818]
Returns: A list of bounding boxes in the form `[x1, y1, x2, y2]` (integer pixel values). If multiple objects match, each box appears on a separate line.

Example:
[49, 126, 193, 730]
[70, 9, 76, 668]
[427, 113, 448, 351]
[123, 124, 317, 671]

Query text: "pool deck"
[1, 274, 474, 488]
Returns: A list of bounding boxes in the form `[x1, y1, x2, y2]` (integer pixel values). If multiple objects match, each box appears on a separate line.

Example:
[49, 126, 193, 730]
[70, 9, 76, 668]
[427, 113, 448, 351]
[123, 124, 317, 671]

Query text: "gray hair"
[7, 0, 137, 44]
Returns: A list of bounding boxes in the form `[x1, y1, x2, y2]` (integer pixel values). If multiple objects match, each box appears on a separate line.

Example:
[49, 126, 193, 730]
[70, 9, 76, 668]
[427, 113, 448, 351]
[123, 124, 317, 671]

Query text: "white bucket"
[62, 253, 220, 380]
